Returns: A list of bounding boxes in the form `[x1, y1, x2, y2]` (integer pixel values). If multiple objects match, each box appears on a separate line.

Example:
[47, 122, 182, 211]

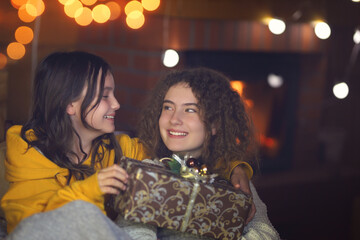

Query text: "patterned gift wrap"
[115, 158, 252, 240]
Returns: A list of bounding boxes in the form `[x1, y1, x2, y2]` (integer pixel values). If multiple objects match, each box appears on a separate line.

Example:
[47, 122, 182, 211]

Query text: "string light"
[7, 42, 26, 60]
[268, 18, 286, 35]
[142, 0, 160, 11]
[333, 82, 349, 99]
[0, 54, 7, 70]
[126, 10, 145, 29]
[15, 26, 34, 44]
[1, 0, 161, 68]
[92, 4, 111, 23]
[353, 29, 360, 44]
[162, 49, 179, 67]
[314, 21, 331, 39]
[75, 7, 93, 26]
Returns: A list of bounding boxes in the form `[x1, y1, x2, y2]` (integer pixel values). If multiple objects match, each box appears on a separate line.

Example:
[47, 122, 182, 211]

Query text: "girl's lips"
[104, 114, 115, 119]
[168, 130, 188, 137]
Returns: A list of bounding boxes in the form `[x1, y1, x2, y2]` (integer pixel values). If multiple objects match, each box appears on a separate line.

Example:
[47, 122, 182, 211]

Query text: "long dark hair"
[21, 51, 122, 182]
[137, 68, 258, 174]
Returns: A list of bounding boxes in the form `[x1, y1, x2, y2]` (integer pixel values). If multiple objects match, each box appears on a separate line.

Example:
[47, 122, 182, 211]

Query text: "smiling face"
[68, 71, 120, 144]
[159, 83, 207, 158]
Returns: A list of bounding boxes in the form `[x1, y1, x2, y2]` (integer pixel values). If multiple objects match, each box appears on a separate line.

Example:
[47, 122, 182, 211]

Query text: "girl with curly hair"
[117, 68, 280, 240]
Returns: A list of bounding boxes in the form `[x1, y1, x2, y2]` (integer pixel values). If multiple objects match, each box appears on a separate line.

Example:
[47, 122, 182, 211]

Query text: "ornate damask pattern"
[116, 158, 252, 240]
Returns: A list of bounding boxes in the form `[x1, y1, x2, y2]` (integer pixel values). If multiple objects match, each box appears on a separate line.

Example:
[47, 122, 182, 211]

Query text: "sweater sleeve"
[116, 134, 150, 160]
[215, 160, 253, 180]
[2, 172, 104, 233]
[241, 182, 280, 240]
[44, 172, 104, 212]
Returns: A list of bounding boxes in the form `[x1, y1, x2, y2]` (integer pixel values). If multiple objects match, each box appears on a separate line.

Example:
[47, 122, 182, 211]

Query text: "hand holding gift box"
[115, 157, 252, 240]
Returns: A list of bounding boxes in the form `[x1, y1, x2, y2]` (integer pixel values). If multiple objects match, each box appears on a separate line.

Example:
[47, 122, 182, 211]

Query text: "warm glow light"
[142, 0, 160, 11]
[81, 0, 97, 6]
[7, 42, 26, 60]
[15, 26, 34, 44]
[162, 49, 179, 67]
[25, 0, 45, 17]
[126, 11, 145, 29]
[106, 1, 121, 20]
[314, 21, 331, 39]
[353, 29, 360, 44]
[333, 82, 349, 99]
[230, 81, 244, 96]
[352, 0, 360, 2]
[268, 18, 286, 35]
[260, 135, 278, 149]
[125, 0, 143, 15]
[75, 7, 93, 26]
[92, 4, 110, 23]
[267, 73, 283, 88]
[11, 0, 27, 9]
[64, 0, 83, 18]
[18, 4, 36, 22]
[58, 0, 74, 5]
[0, 53, 7, 70]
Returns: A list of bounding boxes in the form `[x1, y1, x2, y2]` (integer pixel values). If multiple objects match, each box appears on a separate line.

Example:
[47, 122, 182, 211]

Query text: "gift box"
[115, 157, 252, 240]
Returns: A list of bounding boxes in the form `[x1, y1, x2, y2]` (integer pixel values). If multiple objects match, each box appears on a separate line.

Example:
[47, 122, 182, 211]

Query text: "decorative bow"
[159, 154, 218, 183]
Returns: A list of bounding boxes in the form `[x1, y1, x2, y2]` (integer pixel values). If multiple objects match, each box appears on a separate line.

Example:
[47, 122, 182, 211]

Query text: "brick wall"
[77, 14, 325, 140]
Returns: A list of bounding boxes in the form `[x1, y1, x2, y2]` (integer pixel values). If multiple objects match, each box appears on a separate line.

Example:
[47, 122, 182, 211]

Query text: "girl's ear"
[211, 125, 217, 135]
[66, 102, 76, 115]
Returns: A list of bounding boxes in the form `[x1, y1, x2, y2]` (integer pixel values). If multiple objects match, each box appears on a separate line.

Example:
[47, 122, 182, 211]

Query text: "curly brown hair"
[137, 67, 258, 174]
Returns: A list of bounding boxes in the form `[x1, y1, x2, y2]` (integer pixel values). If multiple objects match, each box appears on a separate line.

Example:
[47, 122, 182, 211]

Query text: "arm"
[241, 182, 280, 240]
[2, 173, 103, 233]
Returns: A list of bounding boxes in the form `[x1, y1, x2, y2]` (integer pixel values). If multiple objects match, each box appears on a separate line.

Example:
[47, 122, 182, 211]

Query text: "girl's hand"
[231, 165, 256, 225]
[97, 164, 129, 195]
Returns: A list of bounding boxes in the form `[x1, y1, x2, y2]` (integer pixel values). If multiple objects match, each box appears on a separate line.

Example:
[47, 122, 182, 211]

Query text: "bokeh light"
[106, 1, 121, 20]
[162, 49, 179, 67]
[26, 0, 45, 17]
[125, 0, 143, 15]
[142, 0, 160, 11]
[64, 0, 83, 18]
[0, 53, 7, 70]
[15, 26, 34, 44]
[58, 0, 73, 5]
[92, 4, 110, 23]
[7, 42, 26, 60]
[230, 81, 244, 96]
[353, 29, 360, 44]
[75, 6, 93, 26]
[18, 4, 36, 22]
[333, 82, 349, 99]
[268, 18, 286, 35]
[126, 10, 145, 29]
[11, 0, 27, 9]
[314, 21, 331, 39]
[81, 0, 97, 6]
[267, 73, 283, 88]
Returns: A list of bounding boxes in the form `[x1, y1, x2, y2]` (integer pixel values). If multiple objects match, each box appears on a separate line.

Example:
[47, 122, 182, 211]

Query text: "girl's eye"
[185, 108, 197, 113]
[103, 95, 109, 99]
[163, 105, 173, 111]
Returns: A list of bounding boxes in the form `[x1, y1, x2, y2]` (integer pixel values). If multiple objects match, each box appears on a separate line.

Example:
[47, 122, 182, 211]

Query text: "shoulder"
[115, 134, 149, 160]
[116, 134, 141, 146]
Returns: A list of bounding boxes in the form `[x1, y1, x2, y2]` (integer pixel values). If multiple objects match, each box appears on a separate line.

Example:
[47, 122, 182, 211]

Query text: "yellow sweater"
[1, 125, 253, 233]
[1, 125, 148, 233]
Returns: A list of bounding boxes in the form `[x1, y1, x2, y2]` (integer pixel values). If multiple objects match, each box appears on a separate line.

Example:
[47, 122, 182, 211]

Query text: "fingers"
[231, 165, 251, 195]
[230, 165, 256, 225]
[246, 203, 256, 225]
[98, 164, 129, 195]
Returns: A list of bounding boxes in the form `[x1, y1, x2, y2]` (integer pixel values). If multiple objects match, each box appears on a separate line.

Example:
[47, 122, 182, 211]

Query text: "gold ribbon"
[180, 181, 200, 232]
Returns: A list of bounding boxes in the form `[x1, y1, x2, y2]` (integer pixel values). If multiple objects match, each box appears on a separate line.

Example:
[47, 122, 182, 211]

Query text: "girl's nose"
[169, 111, 182, 125]
[112, 97, 120, 110]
